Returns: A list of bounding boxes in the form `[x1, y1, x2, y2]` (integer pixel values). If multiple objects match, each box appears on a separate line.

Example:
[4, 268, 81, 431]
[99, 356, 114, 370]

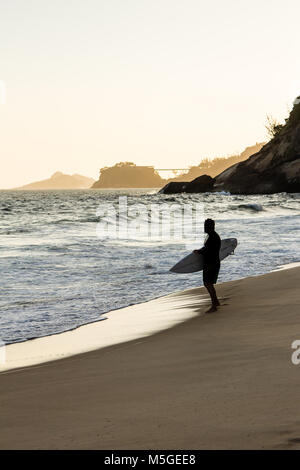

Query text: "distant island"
[92, 144, 264, 189]
[91, 162, 163, 188]
[15, 172, 95, 190]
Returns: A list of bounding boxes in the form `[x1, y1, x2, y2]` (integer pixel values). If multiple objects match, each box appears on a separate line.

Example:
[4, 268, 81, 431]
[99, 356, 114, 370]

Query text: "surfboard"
[170, 238, 238, 273]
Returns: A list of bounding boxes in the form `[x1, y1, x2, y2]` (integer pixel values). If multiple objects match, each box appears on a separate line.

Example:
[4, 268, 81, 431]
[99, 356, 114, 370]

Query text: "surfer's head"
[204, 218, 215, 234]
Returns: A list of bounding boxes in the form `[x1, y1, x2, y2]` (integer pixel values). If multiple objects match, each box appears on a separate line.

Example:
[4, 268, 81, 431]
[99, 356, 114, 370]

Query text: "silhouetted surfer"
[194, 218, 221, 313]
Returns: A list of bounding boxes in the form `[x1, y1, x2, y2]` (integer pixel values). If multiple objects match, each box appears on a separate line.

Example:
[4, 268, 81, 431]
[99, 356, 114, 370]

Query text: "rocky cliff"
[160, 98, 300, 195]
[214, 100, 300, 194]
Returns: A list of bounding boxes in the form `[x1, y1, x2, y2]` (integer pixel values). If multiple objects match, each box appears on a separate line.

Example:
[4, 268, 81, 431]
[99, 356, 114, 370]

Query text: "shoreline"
[0, 285, 207, 373]
[1, 265, 300, 448]
[2, 261, 300, 373]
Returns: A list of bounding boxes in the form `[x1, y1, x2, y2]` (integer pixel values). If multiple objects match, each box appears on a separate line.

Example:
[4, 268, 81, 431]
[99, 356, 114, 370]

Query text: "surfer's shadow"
[172, 293, 230, 315]
[173, 299, 210, 315]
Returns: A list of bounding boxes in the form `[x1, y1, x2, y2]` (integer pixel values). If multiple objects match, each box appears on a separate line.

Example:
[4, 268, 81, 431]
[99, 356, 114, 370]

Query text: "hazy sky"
[0, 0, 299, 188]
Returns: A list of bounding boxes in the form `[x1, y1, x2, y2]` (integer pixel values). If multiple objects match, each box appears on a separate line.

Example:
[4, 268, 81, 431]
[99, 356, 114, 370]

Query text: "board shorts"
[203, 262, 220, 285]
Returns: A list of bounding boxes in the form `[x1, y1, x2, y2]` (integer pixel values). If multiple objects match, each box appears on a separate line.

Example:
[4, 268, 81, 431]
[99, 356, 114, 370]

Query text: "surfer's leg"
[211, 285, 220, 306]
[203, 264, 220, 311]
[204, 283, 220, 311]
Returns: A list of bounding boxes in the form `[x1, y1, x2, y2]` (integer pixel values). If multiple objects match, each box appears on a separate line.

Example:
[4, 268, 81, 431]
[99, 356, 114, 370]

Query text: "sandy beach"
[1, 265, 300, 449]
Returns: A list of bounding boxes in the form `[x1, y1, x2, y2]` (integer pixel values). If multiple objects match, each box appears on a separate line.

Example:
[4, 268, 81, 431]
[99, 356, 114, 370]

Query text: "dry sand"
[1, 266, 300, 449]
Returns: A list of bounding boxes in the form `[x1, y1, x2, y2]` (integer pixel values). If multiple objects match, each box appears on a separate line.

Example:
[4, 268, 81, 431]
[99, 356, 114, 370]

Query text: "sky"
[0, 0, 300, 188]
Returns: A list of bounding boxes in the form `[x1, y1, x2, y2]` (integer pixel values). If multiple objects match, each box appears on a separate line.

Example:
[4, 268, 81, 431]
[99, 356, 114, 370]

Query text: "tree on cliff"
[265, 115, 284, 139]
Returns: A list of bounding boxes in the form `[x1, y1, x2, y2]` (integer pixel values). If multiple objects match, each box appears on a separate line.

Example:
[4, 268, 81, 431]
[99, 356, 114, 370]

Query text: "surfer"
[194, 218, 221, 313]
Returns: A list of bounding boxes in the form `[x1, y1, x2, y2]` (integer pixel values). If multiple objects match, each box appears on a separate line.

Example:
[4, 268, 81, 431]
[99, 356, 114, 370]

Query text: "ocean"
[1, 189, 299, 344]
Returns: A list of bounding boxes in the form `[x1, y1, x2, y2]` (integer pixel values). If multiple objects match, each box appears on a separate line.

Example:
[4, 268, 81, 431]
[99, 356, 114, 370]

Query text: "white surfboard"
[170, 238, 238, 273]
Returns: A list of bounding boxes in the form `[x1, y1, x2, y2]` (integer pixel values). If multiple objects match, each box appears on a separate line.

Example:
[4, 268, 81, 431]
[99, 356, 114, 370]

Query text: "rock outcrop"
[184, 175, 215, 193]
[159, 182, 189, 194]
[159, 175, 215, 194]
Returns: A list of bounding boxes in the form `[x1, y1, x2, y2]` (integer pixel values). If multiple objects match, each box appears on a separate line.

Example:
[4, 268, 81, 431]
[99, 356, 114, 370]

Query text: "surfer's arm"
[194, 247, 206, 254]
[195, 237, 214, 255]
